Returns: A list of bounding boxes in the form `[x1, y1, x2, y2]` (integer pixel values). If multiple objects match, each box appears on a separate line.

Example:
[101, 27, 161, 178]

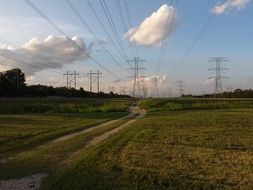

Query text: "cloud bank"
[212, 0, 250, 14]
[0, 35, 88, 75]
[124, 4, 179, 47]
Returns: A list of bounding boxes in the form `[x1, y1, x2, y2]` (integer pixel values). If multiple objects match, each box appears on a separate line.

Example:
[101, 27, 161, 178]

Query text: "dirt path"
[0, 105, 146, 190]
[44, 104, 145, 144]
[51, 115, 130, 143]
[0, 174, 46, 190]
[86, 105, 146, 148]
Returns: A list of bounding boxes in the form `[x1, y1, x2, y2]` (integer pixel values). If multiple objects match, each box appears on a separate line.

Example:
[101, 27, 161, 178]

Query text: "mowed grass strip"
[0, 112, 126, 156]
[0, 115, 134, 179]
[41, 109, 253, 190]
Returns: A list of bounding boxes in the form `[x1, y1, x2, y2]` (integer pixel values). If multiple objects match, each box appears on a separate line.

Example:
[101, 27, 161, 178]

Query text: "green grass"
[140, 98, 253, 112]
[0, 98, 133, 156]
[0, 116, 134, 179]
[1, 98, 252, 189]
[0, 112, 126, 156]
[40, 101, 253, 189]
[0, 98, 134, 114]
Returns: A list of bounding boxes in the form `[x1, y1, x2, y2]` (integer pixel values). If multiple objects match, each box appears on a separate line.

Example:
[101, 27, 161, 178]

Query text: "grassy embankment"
[40, 98, 253, 189]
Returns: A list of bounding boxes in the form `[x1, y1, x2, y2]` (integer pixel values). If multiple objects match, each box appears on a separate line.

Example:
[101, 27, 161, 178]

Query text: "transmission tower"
[168, 87, 172, 98]
[87, 70, 102, 93]
[128, 57, 146, 97]
[63, 71, 79, 89]
[208, 57, 229, 96]
[139, 75, 147, 98]
[142, 87, 148, 98]
[176, 80, 185, 97]
[151, 76, 159, 97]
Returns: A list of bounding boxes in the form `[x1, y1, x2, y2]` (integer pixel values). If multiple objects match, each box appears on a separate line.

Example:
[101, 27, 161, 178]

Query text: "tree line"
[0, 68, 131, 98]
[183, 89, 253, 99]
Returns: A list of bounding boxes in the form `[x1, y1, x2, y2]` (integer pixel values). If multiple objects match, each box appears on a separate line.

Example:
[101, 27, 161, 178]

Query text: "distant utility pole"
[87, 70, 102, 93]
[208, 57, 229, 96]
[176, 80, 185, 97]
[63, 71, 79, 89]
[151, 76, 159, 97]
[128, 57, 146, 98]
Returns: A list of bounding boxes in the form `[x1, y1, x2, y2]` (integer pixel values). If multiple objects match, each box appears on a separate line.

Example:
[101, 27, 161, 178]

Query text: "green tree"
[0, 68, 26, 96]
[4, 68, 26, 88]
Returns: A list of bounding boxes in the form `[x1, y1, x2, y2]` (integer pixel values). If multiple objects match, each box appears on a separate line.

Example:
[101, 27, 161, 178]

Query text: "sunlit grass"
[41, 108, 253, 189]
[1, 98, 252, 189]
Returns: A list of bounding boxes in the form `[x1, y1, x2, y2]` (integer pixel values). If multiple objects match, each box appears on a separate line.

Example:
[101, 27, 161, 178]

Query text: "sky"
[0, 0, 252, 96]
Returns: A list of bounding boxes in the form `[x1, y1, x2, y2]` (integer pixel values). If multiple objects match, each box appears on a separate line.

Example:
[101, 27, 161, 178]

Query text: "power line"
[115, 0, 128, 32]
[0, 52, 63, 75]
[123, 0, 132, 30]
[24, 0, 84, 53]
[87, 0, 129, 63]
[0, 63, 60, 84]
[99, 0, 129, 61]
[0, 55, 66, 85]
[115, 0, 136, 58]
[25, 0, 122, 81]
[66, 0, 129, 73]
[0, 39, 88, 87]
[0, 38, 74, 73]
[170, 0, 225, 75]
[123, 0, 140, 57]
[156, 0, 177, 75]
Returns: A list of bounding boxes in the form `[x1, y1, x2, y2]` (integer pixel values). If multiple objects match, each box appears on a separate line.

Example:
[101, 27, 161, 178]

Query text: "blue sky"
[0, 0, 252, 96]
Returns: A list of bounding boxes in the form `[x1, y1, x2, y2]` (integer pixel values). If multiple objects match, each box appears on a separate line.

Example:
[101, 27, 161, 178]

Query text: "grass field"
[0, 98, 133, 157]
[0, 98, 133, 114]
[40, 99, 253, 189]
[0, 112, 126, 156]
[0, 115, 134, 179]
[1, 98, 253, 189]
[140, 98, 253, 112]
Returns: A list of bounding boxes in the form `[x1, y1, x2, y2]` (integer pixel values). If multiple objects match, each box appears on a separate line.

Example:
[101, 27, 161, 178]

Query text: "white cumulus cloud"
[212, 0, 250, 14]
[124, 4, 179, 47]
[0, 35, 89, 75]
